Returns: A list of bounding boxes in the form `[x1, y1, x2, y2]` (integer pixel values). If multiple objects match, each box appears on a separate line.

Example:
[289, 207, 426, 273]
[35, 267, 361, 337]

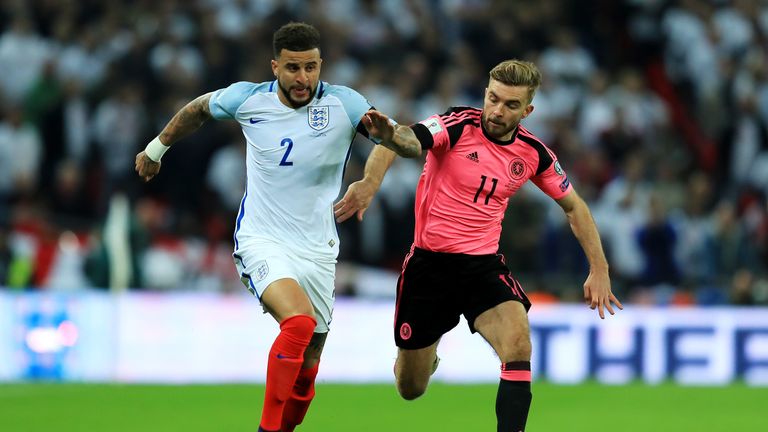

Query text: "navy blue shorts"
[394, 247, 531, 350]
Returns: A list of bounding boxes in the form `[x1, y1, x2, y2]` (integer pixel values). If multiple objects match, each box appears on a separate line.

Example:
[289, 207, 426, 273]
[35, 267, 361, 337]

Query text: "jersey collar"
[481, 121, 519, 146]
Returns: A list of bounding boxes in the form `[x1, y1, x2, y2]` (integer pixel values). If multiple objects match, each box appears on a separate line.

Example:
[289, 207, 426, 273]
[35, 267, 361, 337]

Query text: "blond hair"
[489, 60, 542, 103]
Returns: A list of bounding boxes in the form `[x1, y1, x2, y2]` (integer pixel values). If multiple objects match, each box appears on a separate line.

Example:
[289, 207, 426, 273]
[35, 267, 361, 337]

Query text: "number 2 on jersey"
[473, 175, 498, 205]
[280, 138, 294, 166]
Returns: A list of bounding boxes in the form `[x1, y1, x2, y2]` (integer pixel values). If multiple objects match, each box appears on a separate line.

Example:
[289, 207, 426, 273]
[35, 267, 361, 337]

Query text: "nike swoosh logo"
[249, 117, 266, 124]
[276, 353, 295, 360]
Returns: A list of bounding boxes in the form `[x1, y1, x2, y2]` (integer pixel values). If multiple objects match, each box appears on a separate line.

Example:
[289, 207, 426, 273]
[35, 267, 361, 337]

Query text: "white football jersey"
[209, 80, 372, 262]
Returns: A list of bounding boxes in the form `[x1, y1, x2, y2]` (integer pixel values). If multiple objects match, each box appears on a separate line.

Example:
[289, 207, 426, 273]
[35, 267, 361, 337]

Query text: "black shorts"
[394, 247, 531, 350]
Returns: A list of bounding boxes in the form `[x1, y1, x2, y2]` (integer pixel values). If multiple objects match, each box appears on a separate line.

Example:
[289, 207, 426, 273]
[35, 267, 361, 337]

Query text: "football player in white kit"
[135, 22, 420, 432]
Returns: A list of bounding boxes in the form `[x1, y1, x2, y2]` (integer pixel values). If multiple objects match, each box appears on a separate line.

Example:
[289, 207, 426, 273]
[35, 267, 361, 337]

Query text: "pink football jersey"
[410, 107, 573, 254]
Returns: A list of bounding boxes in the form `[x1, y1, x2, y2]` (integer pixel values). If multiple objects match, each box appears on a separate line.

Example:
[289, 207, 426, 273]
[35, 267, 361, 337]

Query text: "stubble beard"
[278, 80, 316, 109]
[482, 113, 517, 139]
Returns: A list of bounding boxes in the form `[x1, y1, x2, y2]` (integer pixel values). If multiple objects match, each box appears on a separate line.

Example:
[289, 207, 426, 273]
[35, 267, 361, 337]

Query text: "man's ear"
[522, 104, 534, 119]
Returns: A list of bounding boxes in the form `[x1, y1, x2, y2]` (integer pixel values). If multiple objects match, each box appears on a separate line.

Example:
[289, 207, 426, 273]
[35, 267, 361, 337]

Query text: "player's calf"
[260, 314, 316, 432]
[281, 361, 320, 432]
[496, 360, 532, 432]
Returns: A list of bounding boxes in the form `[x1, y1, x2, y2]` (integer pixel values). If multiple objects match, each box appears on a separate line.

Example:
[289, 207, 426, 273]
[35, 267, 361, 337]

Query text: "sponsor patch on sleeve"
[420, 118, 443, 136]
[554, 160, 564, 176]
[559, 177, 570, 192]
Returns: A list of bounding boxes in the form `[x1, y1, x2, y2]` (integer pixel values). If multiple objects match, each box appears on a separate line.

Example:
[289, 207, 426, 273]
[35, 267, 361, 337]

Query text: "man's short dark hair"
[273, 22, 321, 58]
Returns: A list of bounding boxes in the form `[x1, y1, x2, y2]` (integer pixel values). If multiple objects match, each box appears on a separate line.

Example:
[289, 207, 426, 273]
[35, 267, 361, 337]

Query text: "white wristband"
[145, 136, 170, 162]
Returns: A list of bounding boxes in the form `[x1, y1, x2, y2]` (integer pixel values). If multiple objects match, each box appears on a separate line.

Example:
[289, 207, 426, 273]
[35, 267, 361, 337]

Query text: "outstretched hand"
[334, 179, 378, 222]
[583, 270, 623, 319]
[361, 110, 395, 143]
[135, 151, 161, 182]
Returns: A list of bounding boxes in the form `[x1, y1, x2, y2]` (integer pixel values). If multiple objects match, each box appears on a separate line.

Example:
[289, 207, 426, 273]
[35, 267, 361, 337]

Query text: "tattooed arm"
[362, 110, 422, 158]
[135, 93, 213, 182]
[157, 93, 213, 146]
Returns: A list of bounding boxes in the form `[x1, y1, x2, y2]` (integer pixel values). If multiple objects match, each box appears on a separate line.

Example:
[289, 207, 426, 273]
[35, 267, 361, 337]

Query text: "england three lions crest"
[308, 106, 330, 130]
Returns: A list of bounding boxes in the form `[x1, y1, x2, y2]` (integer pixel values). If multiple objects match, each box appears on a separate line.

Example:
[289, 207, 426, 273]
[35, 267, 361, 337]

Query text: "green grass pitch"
[1, 382, 765, 431]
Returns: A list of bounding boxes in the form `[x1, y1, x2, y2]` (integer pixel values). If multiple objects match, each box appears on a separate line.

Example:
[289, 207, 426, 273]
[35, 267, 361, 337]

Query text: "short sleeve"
[532, 158, 573, 200]
[412, 107, 479, 153]
[209, 81, 267, 120]
[323, 84, 372, 128]
[415, 115, 452, 153]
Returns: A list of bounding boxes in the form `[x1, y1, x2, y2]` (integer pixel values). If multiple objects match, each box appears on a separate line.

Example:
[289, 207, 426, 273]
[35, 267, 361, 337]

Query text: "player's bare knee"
[394, 366, 429, 400]
[396, 378, 428, 401]
[498, 334, 532, 363]
[398, 387, 426, 401]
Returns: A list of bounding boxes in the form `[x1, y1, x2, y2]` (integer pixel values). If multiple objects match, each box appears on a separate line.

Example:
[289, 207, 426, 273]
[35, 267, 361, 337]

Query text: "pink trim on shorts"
[394, 245, 416, 325]
[498, 274, 520, 297]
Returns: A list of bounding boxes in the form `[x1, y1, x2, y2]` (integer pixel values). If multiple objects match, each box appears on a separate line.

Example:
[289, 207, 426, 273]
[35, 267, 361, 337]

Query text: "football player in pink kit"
[335, 59, 623, 431]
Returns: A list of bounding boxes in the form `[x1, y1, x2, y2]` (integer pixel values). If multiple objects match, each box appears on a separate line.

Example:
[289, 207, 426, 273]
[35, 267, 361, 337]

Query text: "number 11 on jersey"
[473, 175, 497, 204]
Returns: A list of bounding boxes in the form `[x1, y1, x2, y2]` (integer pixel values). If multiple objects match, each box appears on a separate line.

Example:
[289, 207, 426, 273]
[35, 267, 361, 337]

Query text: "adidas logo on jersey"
[466, 151, 480, 163]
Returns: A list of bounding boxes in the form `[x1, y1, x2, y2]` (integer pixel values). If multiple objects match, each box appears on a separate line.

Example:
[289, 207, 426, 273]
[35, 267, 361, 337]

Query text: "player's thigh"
[474, 300, 531, 362]
[459, 255, 530, 333]
[395, 340, 440, 381]
[261, 278, 315, 322]
[395, 248, 461, 350]
[459, 256, 532, 361]
[233, 241, 313, 321]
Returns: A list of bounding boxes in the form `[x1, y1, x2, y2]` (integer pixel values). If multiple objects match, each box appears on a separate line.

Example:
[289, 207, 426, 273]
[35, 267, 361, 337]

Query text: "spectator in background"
[60, 80, 92, 166]
[205, 127, 246, 213]
[612, 68, 670, 153]
[595, 152, 649, 289]
[149, 29, 205, 91]
[709, 200, 758, 285]
[539, 28, 596, 99]
[55, 25, 107, 91]
[50, 159, 93, 228]
[0, 14, 50, 103]
[578, 70, 616, 151]
[415, 69, 476, 122]
[673, 171, 715, 286]
[92, 82, 147, 201]
[721, 92, 768, 196]
[637, 193, 680, 288]
[661, 0, 719, 110]
[0, 106, 42, 200]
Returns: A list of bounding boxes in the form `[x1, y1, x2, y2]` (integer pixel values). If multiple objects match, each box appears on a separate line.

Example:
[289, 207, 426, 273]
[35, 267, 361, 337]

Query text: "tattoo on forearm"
[387, 126, 421, 158]
[159, 94, 212, 145]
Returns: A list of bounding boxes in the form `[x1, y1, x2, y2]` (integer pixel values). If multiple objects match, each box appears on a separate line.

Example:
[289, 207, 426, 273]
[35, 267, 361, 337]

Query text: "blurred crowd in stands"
[0, 0, 766, 305]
